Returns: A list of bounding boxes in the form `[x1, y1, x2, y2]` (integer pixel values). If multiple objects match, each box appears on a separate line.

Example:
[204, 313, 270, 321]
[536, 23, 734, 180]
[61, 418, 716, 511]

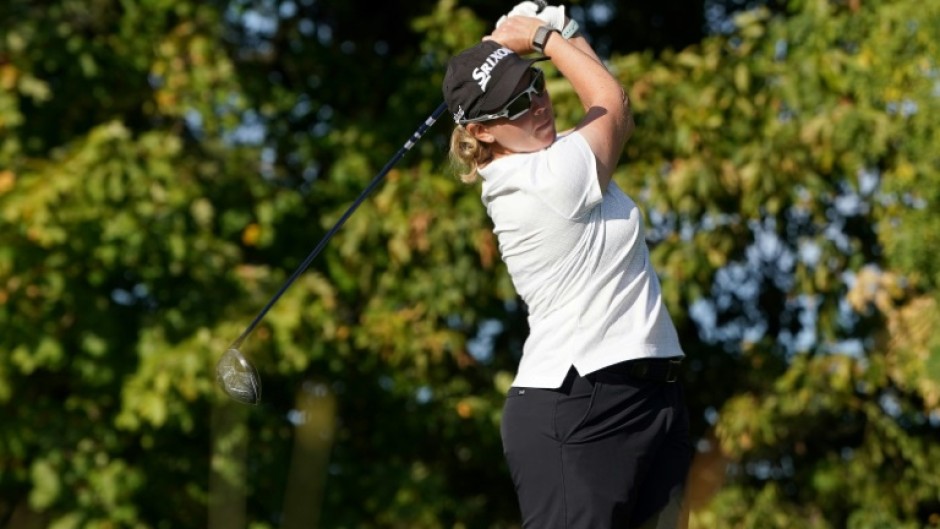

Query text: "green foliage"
[1, 0, 939, 527]
[603, 0, 940, 526]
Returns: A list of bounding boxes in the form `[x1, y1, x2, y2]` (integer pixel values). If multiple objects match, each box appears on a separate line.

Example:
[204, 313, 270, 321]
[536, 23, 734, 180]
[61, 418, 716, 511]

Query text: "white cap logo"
[472, 47, 512, 92]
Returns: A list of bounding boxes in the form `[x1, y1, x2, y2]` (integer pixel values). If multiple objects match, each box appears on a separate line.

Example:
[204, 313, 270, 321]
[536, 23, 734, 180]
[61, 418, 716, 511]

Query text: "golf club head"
[217, 348, 262, 405]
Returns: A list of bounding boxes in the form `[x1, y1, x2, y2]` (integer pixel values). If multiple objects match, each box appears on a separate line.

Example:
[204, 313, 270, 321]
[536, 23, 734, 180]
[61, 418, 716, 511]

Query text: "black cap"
[442, 41, 544, 124]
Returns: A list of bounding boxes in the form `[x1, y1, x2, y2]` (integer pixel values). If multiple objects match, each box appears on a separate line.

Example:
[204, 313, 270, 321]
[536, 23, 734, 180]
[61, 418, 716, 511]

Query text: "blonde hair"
[448, 125, 494, 184]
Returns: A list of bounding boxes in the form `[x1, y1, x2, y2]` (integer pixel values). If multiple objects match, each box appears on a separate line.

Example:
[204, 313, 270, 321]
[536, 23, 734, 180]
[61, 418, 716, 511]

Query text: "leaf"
[29, 459, 61, 509]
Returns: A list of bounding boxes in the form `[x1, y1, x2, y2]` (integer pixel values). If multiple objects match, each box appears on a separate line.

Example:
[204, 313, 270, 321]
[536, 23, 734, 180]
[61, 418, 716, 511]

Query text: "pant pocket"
[553, 378, 598, 443]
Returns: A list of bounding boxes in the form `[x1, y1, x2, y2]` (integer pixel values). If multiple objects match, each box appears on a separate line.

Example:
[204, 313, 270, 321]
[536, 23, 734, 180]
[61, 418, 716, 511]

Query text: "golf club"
[217, 101, 449, 405]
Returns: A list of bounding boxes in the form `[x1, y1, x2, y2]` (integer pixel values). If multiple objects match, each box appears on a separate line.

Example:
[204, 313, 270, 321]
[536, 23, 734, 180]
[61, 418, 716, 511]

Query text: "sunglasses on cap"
[460, 68, 546, 124]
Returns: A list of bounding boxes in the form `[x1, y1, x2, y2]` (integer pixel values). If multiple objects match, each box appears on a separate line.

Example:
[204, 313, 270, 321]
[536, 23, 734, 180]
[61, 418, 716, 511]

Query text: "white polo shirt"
[478, 132, 683, 388]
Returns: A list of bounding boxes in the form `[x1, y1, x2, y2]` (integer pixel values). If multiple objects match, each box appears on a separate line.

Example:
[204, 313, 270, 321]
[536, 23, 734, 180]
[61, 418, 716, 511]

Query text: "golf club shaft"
[231, 101, 449, 349]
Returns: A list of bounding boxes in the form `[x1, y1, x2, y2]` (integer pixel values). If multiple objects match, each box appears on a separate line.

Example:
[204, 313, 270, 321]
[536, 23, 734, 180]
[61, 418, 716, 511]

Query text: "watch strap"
[532, 26, 559, 53]
[561, 18, 580, 39]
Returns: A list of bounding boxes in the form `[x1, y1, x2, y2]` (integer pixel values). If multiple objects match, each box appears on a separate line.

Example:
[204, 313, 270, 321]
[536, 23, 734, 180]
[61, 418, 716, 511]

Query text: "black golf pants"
[500, 362, 691, 529]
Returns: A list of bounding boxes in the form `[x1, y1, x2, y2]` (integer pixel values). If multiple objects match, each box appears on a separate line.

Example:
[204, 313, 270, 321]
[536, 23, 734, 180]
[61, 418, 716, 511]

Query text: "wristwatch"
[532, 25, 560, 53]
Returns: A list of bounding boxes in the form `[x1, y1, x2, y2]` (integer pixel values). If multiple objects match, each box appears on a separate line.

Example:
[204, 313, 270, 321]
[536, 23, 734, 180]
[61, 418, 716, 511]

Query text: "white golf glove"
[534, 4, 566, 31]
[496, 1, 567, 32]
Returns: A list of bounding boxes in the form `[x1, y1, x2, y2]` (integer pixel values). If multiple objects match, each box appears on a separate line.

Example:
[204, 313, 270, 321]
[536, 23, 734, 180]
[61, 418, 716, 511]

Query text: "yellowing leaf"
[242, 223, 261, 246]
[0, 170, 15, 194]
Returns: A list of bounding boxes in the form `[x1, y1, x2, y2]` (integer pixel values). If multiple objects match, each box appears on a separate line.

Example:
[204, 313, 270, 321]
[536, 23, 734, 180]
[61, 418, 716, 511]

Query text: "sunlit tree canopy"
[1, 0, 938, 527]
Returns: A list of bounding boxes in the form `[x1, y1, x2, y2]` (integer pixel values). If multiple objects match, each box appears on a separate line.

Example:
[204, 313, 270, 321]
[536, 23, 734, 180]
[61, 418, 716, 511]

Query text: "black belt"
[592, 358, 682, 384]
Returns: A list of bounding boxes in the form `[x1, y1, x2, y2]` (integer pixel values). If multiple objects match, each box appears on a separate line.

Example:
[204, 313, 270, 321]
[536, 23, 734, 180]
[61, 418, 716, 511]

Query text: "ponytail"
[448, 125, 494, 184]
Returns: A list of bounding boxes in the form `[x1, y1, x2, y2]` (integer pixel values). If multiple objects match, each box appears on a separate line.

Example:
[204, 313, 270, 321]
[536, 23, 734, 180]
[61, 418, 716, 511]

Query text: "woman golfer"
[441, 5, 691, 528]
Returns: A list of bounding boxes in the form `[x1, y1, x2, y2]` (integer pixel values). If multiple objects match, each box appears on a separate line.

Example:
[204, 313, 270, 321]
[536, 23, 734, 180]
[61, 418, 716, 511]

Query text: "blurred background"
[1, 0, 939, 527]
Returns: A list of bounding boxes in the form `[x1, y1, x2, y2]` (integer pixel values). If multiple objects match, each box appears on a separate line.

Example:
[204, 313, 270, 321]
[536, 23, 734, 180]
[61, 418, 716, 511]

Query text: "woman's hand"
[484, 16, 544, 55]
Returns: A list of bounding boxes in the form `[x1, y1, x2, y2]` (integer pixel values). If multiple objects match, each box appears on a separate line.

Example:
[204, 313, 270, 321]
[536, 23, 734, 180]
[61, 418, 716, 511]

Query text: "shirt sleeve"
[528, 132, 604, 219]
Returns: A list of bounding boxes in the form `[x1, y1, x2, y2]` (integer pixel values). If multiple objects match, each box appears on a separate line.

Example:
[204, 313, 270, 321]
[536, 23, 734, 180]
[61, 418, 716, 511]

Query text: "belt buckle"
[666, 358, 681, 383]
